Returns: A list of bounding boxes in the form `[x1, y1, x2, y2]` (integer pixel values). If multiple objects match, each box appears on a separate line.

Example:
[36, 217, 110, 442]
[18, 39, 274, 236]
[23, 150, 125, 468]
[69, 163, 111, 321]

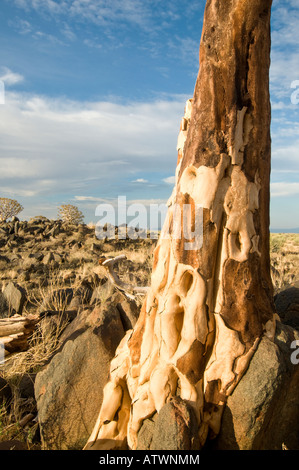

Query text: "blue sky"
[0, 0, 298, 230]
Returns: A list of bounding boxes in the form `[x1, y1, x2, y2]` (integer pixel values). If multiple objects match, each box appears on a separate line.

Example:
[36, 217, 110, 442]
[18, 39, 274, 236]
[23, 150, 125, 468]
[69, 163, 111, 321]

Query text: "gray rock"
[209, 321, 299, 450]
[136, 414, 158, 450]
[35, 304, 126, 450]
[47, 225, 60, 238]
[275, 286, 299, 330]
[19, 373, 36, 399]
[28, 253, 44, 262]
[0, 291, 9, 318]
[114, 293, 140, 331]
[90, 290, 139, 331]
[137, 397, 200, 451]
[0, 255, 10, 264]
[2, 281, 26, 315]
[42, 252, 54, 265]
[136, 322, 299, 451]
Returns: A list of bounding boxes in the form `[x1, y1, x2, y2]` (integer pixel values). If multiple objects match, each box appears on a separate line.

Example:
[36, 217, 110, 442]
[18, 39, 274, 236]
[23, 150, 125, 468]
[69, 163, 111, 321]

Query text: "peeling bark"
[84, 0, 276, 450]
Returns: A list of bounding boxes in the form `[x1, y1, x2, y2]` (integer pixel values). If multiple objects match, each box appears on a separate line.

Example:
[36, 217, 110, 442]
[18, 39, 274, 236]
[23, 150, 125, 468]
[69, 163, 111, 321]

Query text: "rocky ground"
[0, 217, 298, 450]
[0, 216, 155, 449]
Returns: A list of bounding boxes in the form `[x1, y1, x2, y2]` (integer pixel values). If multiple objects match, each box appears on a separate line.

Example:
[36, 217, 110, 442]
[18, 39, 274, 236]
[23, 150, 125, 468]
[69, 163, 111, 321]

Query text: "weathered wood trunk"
[0, 315, 39, 357]
[85, 0, 276, 450]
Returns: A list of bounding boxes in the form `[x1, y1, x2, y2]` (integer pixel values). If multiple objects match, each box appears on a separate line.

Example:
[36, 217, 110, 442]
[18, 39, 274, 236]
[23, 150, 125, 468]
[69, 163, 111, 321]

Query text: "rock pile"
[0, 217, 154, 308]
[0, 217, 155, 449]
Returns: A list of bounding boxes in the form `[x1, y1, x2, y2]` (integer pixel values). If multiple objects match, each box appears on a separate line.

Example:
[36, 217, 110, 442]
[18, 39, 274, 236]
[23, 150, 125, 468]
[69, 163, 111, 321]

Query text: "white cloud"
[0, 186, 37, 197]
[74, 196, 108, 202]
[1, 87, 297, 224]
[9, 18, 32, 34]
[61, 23, 76, 41]
[163, 176, 175, 185]
[32, 30, 65, 45]
[131, 178, 148, 183]
[167, 36, 199, 67]
[0, 67, 24, 86]
[270, 1, 299, 103]
[271, 1, 299, 49]
[12, 0, 150, 28]
[68, 0, 149, 28]
[271, 182, 299, 197]
[83, 38, 102, 49]
[0, 90, 185, 203]
[271, 142, 299, 173]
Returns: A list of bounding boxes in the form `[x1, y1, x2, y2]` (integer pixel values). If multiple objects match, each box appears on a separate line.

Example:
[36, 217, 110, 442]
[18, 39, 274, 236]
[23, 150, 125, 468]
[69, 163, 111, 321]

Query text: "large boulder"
[208, 321, 299, 450]
[137, 397, 200, 450]
[34, 300, 130, 450]
[0, 291, 9, 318]
[135, 321, 299, 451]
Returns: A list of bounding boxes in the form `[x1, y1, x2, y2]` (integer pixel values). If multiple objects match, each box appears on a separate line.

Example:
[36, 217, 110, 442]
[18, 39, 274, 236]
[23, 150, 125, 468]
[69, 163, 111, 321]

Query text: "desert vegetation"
[270, 233, 299, 292]
[57, 204, 84, 225]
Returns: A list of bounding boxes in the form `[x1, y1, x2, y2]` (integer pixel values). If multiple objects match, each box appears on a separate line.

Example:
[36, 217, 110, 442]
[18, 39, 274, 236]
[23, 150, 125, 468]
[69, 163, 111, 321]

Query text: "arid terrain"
[270, 233, 299, 292]
[0, 217, 298, 449]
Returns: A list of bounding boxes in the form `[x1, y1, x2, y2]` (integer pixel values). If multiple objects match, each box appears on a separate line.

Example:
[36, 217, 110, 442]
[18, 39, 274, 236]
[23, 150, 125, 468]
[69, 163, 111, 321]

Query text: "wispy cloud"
[167, 36, 199, 67]
[271, 182, 299, 197]
[270, 0, 299, 103]
[271, 1, 299, 49]
[9, 0, 200, 57]
[32, 30, 65, 45]
[0, 90, 184, 203]
[271, 141, 299, 174]
[8, 18, 32, 34]
[131, 178, 148, 183]
[83, 38, 102, 50]
[163, 176, 175, 185]
[14, 0, 65, 14]
[12, 0, 151, 28]
[0, 67, 24, 86]
[9, 15, 67, 46]
[61, 23, 76, 41]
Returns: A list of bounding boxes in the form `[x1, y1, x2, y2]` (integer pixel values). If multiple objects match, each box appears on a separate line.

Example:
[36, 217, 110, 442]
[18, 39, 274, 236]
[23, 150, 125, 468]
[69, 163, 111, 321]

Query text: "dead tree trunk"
[85, 0, 276, 450]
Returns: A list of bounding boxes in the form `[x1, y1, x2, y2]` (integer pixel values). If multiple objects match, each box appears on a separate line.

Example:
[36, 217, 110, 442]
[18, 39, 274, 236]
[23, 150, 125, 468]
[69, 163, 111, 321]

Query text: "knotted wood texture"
[0, 315, 39, 357]
[85, 0, 276, 450]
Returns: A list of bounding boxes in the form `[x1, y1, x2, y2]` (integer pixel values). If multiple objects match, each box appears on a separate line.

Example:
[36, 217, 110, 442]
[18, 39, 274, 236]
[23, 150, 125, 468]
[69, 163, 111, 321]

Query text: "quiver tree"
[0, 198, 23, 222]
[85, 0, 276, 450]
[57, 204, 84, 225]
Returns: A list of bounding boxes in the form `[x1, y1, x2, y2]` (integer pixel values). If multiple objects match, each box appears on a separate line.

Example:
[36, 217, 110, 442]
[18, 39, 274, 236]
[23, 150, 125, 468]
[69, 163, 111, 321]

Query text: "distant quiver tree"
[57, 204, 84, 225]
[0, 198, 23, 222]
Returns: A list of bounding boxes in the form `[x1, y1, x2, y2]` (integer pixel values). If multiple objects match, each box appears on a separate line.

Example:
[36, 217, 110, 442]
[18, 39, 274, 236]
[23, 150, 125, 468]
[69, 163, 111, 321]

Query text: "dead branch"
[99, 255, 149, 300]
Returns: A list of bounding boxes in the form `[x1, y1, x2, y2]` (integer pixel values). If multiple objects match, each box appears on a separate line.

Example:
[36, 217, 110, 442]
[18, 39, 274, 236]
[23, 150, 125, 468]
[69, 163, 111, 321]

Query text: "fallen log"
[0, 314, 40, 358]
